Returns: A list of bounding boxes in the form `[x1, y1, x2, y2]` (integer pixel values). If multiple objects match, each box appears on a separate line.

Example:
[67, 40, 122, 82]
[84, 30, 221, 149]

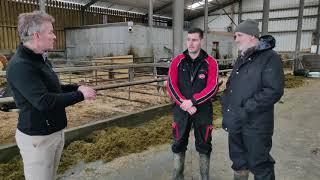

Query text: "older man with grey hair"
[221, 19, 284, 180]
[6, 11, 96, 180]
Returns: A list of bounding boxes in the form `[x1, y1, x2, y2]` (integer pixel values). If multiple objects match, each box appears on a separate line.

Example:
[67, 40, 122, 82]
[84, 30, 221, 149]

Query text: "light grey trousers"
[15, 129, 65, 180]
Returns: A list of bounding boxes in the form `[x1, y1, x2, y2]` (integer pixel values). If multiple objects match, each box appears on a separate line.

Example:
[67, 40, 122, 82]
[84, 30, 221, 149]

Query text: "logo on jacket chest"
[198, 73, 206, 79]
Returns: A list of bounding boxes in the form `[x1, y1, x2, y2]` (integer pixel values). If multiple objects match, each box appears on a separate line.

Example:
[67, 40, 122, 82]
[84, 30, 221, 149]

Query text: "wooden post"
[128, 67, 134, 100]
[95, 62, 98, 85]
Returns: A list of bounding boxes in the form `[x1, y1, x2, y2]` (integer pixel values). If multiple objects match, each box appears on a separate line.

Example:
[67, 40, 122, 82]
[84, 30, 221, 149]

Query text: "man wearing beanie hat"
[221, 19, 284, 180]
[235, 19, 260, 38]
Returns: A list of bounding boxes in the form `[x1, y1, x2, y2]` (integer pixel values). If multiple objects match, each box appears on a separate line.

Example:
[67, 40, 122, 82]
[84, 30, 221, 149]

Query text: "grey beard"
[240, 45, 257, 55]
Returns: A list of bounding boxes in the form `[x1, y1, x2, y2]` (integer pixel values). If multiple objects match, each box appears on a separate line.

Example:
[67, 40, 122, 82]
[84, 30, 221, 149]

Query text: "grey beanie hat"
[235, 19, 260, 38]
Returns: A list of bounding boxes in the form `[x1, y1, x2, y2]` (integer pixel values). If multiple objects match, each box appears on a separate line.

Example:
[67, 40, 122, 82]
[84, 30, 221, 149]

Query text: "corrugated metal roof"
[56, 0, 170, 14]
[56, 0, 239, 19]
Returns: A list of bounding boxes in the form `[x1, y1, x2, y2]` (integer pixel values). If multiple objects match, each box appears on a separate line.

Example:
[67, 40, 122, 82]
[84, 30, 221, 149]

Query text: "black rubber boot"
[199, 153, 210, 180]
[172, 152, 185, 180]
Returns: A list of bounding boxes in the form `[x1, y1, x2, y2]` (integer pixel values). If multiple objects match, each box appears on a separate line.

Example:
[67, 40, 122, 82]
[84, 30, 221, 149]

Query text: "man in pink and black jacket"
[166, 28, 219, 180]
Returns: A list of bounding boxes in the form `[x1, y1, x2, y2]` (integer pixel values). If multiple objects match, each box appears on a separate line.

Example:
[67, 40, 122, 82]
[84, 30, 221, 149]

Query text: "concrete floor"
[59, 79, 320, 180]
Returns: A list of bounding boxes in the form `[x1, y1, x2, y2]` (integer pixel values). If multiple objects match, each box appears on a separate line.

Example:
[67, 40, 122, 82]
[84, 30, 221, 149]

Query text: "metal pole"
[39, 0, 46, 12]
[316, 0, 320, 54]
[238, 0, 242, 24]
[204, 0, 208, 52]
[149, 0, 153, 28]
[230, 3, 235, 32]
[0, 63, 168, 76]
[262, 0, 270, 35]
[149, 0, 157, 76]
[0, 78, 167, 105]
[0, 97, 14, 104]
[81, 10, 85, 26]
[173, 0, 185, 57]
[93, 78, 166, 90]
[294, 0, 305, 71]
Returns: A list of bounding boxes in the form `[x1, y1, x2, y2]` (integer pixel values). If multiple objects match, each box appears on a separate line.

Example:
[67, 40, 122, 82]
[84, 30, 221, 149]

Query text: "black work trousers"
[171, 104, 213, 156]
[228, 132, 275, 180]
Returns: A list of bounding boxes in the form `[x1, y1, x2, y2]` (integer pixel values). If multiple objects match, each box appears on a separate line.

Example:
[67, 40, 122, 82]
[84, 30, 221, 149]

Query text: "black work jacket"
[7, 44, 84, 135]
[221, 35, 284, 134]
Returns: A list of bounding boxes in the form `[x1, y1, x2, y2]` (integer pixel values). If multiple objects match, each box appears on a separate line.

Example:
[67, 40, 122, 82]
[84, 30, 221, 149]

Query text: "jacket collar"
[183, 49, 208, 63]
[256, 35, 276, 51]
[239, 35, 276, 61]
[17, 43, 45, 63]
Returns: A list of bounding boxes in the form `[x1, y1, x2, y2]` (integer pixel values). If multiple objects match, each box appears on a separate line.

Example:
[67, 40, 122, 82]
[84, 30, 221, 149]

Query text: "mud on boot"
[234, 170, 249, 180]
[172, 152, 185, 180]
[199, 153, 210, 180]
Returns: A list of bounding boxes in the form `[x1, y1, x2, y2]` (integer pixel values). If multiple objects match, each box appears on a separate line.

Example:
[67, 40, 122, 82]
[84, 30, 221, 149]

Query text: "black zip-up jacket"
[6, 44, 84, 135]
[221, 35, 284, 134]
[167, 49, 219, 114]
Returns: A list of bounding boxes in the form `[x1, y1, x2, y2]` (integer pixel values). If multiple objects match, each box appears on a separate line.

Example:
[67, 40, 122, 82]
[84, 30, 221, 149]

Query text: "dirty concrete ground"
[59, 79, 320, 180]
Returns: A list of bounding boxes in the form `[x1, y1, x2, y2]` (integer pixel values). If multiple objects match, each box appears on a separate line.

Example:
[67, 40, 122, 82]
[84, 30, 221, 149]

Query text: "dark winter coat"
[221, 35, 284, 134]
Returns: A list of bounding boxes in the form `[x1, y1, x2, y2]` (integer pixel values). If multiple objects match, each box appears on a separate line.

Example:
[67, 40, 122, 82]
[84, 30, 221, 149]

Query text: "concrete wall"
[65, 22, 236, 61]
[205, 31, 236, 58]
[66, 23, 174, 61]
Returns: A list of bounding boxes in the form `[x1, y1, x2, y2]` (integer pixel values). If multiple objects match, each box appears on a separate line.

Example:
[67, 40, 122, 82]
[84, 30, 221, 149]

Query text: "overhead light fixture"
[187, 0, 214, 10]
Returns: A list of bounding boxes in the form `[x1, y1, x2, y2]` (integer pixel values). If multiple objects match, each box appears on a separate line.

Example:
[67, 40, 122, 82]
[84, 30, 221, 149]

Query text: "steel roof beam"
[186, 0, 238, 21]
